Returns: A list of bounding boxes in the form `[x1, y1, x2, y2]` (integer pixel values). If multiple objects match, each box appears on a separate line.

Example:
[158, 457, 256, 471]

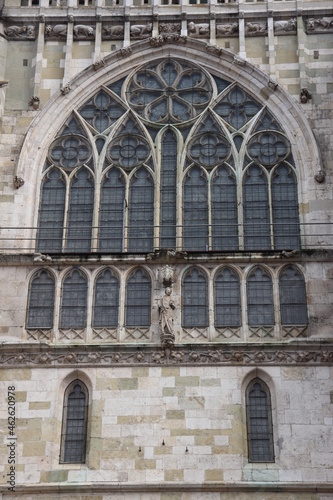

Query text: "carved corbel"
[300, 88, 312, 103]
[60, 84, 71, 95]
[13, 176, 24, 189]
[314, 170, 325, 183]
[29, 95, 40, 110]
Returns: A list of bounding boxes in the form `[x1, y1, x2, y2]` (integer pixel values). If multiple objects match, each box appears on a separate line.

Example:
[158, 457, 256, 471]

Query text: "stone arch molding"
[18, 38, 320, 230]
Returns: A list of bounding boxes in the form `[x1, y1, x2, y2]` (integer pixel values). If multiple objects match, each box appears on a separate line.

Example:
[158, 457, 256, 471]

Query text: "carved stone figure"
[245, 22, 267, 34]
[74, 25, 94, 38]
[273, 18, 297, 32]
[188, 22, 210, 37]
[119, 47, 133, 58]
[159, 23, 181, 34]
[4, 25, 35, 39]
[314, 17, 333, 29]
[93, 59, 105, 71]
[159, 288, 176, 345]
[216, 23, 238, 36]
[130, 23, 153, 38]
[103, 25, 124, 38]
[13, 176, 24, 189]
[307, 19, 316, 31]
[206, 44, 223, 56]
[60, 84, 71, 95]
[46, 24, 67, 38]
[158, 265, 174, 287]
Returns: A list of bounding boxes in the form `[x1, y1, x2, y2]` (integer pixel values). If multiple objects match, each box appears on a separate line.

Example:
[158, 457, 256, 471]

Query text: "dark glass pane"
[37, 169, 65, 253]
[279, 267, 307, 325]
[247, 268, 274, 326]
[212, 166, 238, 250]
[125, 269, 151, 327]
[93, 269, 119, 327]
[26, 271, 55, 328]
[215, 268, 240, 327]
[247, 380, 274, 462]
[63, 383, 87, 463]
[128, 169, 154, 252]
[160, 130, 177, 248]
[243, 166, 270, 250]
[66, 169, 94, 253]
[272, 165, 300, 250]
[182, 268, 208, 327]
[60, 270, 87, 329]
[99, 169, 125, 252]
[183, 167, 208, 251]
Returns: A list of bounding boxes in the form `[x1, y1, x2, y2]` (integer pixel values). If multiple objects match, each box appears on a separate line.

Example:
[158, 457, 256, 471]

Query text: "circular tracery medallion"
[126, 59, 213, 124]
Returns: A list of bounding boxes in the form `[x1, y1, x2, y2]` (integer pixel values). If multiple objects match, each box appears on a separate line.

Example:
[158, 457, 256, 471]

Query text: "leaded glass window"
[60, 269, 88, 329]
[37, 169, 65, 253]
[99, 169, 125, 252]
[66, 169, 94, 253]
[60, 380, 88, 464]
[182, 267, 208, 327]
[279, 266, 307, 325]
[212, 166, 238, 250]
[246, 378, 274, 463]
[93, 269, 119, 327]
[243, 166, 270, 251]
[160, 129, 177, 248]
[247, 267, 274, 326]
[128, 169, 154, 252]
[214, 267, 240, 327]
[272, 165, 300, 250]
[125, 268, 151, 327]
[183, 167, 208, 251]
[37, 58, 301, 255]
[26, 270, 55, 329]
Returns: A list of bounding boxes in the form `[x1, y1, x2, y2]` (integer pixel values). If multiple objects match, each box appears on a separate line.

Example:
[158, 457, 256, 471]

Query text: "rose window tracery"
[126, 59, 213, 124]
[107, 135, 150, 170]
[49, 136, 92, 170]
[247, 132, 289, 166]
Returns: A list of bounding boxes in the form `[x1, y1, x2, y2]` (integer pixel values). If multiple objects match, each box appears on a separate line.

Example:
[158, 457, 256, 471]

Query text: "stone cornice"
[1, 481, 333, 495]
[1, 342, 333, 368]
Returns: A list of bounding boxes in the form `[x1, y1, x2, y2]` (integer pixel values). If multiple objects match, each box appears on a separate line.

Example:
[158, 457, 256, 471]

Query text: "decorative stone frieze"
[245, 22, 267, 36]
[93, 58, 106, 71]
[1, 343, 333, 367]
[216, 22, 238, 37]
[306, 17, 333, 33]
[159, 22, 181, 35]
[73, 25, 95, 40]
[103, 25, 124, 39]
[188, 22, 210, 38]
[119, 46, 133, 58]
[130, 23, 153, 39]
[45, 24, 67, 39]
[4, 24, 36, 40]
[273, 18, 297, 34]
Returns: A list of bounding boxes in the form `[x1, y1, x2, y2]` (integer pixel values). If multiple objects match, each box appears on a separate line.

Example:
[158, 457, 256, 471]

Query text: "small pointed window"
[247, 267, 274, 326]
[279, 266, 307, 325]
[93, 269, 119, 327]
[60, 380, 88, 464]
[214, 267, 241, 327]
[182, 267, 208, 327]
[125, 268, 151, 327]
[60, 269, 88, 329]
[246, 378, 274, 462]
[26, 270, 55, 329]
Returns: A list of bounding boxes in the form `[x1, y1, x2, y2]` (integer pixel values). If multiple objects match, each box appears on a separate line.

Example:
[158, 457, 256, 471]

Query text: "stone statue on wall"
[103, 25, 124, 39]
[130, 23, 153, 39]
[188, 22, 210, 37]
[216, 22, 238, 36]
[45, 24, 67, 38]
[74, 25, 94, 39]
[307, 17, 333, 31]
[5, 25, 36, 39]
[273, 18, 297, 33]
[159, 287, 175, 345]
[245, 22, 267, 35]
[159, 23, 181, 35]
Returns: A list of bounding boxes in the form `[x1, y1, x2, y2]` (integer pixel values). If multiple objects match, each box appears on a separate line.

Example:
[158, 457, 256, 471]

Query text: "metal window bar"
[246, 379, 274, 463]
[247, 268, 274, 326]
[26, 270, 55, 329]
[60, 382, 88, 464]
[60, 270, 88, 329]
[93, 270, 119, 327]
[279, 266, 307, 325]
[182, 268, 208, 327]
[125, 269, 151, 327]
[214, 268, 241, 327]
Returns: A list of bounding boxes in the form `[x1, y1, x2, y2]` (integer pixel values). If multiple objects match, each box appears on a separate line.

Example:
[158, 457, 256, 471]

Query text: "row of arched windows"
[26, 265, 307, 330]
[61, 376, 274, 464]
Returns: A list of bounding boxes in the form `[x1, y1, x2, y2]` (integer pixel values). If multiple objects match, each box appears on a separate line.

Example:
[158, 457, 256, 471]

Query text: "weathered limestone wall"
[0, 365, 332, 489]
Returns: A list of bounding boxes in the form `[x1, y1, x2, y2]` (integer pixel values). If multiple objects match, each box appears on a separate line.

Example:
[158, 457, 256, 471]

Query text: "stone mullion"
[53, 272, 62, 343]
[267, 14, 276, 81]
[297, 13, 307, 93]
[118, 270, 126, 342]
[94, 19, 102, 64]
[33, 21, 45, 99]
[208, 269, 215, 341]
[272, 269, 280, 340]
[238, 16, 246, 59]
[63, 21, 74, 87]
[241, 270, 248, 341]
[209, 15, 216, 46]
[86, 270, 93, 342]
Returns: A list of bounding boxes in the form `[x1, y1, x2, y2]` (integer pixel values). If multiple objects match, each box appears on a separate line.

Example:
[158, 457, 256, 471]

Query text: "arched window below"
[182, 267, 208, 328]
[60, 380, 88, 464]
[247, 267, 274, 326]
[246, 378, 274, 463]
[279, 266, 307, 325]
[214, 267, 240, 327]
[125, 268, 151, 327]
[93, 269, 119, 327]
[60, 269, 88, 329]
[26, 270, 55, 329]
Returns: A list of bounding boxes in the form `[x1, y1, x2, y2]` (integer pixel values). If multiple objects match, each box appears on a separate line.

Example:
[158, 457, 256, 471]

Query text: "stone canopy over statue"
[159, 287, 175, 346]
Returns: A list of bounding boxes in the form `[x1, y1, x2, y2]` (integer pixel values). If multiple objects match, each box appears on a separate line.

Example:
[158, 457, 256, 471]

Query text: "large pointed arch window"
[37, 59, 301, 254]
